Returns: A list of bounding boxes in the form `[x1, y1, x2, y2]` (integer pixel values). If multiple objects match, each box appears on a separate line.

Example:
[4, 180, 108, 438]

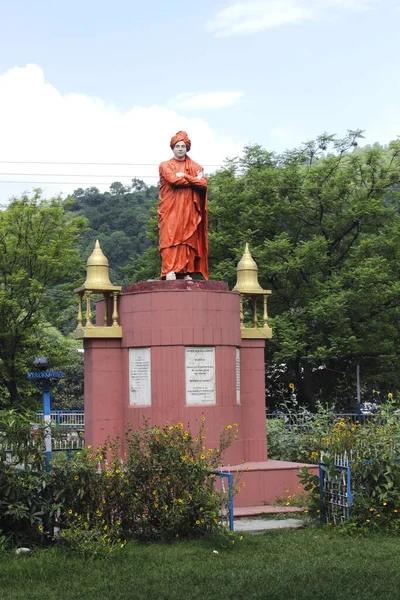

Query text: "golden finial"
[73, 240, 122, 339]
[83, 239, 114, 290]
[233, 243, 264, 295]
[232, 242, 272, 339]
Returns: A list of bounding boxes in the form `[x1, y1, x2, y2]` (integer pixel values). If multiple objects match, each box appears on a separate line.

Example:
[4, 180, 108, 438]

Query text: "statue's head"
[170, 131, 191, 160]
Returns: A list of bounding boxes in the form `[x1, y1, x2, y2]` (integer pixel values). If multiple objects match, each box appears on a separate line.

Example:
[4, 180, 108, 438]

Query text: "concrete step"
[234, 505, 305, 518]
[234, 518, 305, 533]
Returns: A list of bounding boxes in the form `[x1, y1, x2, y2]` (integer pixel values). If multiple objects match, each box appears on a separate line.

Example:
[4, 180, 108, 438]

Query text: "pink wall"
[84, 281, 268, 466]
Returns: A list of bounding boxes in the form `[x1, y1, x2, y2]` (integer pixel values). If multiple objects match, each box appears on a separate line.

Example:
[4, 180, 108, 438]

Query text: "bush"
[0, 412, 237, 551]
[292, 400, 400, 531]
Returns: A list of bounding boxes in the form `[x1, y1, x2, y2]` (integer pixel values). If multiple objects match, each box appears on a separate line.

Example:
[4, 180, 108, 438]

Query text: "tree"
[207, 132, 400, 407]
[66, 182, 159, 284]
[0, 192, 86, 406]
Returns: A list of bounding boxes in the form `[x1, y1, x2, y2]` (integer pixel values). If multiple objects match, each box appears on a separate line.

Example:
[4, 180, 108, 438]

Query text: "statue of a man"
[158, 131, 208, 280]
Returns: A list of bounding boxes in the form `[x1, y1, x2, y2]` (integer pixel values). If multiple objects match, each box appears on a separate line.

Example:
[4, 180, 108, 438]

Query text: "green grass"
[1, 528, 399, 600]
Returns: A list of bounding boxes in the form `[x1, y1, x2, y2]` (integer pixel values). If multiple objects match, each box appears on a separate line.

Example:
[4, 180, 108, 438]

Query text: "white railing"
[36, 411, 85, 429]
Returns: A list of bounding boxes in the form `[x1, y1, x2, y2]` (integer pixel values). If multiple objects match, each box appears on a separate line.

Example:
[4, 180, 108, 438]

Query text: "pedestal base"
[226, 460, 319, 507]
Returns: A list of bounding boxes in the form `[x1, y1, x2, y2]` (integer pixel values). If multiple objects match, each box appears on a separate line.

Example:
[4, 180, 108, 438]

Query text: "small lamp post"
[27, 358, 63, 471]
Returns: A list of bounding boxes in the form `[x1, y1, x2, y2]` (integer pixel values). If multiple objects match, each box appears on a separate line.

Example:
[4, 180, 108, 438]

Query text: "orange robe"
[158, 156, 208, 279]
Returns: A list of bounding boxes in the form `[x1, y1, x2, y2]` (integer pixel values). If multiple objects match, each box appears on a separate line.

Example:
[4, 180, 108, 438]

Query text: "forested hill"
[65, 179, 159, 284]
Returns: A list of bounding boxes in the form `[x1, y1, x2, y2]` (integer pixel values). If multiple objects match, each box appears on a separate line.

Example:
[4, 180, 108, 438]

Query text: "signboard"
[236, 348, 240, 404]
[185, 347, 216, 405]
[129, 348, 151, 406]
[27, 371, 64, 379]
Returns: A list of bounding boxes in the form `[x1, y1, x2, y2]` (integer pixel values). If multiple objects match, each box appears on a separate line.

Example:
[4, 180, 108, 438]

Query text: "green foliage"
[208, 134, 400, 407]
[271, 400, 400, 530]
[0, 415, 236, 552]
[0, 192, 86, 406]
[66, 182, 159, 285]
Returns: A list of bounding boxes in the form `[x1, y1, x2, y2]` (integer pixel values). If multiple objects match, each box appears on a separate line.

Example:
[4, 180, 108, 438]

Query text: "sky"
[0, 0, 399, 202]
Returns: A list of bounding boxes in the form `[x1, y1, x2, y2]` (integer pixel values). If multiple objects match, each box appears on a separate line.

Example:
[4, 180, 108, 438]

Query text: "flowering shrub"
[0, 412, 238, 551]
[289, 400, 400, 532]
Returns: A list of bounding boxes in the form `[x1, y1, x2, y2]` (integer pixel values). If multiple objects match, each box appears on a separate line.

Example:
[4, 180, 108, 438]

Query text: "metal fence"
[35, 410, 85, 429]
[266, 410, 372, 425]
[319, 452, 353, 524]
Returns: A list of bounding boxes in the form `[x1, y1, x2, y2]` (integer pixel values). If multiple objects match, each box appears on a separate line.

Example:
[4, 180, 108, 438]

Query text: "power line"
[0, 173, 160, 178]
[0, 160, 223, 168]
[0, 180, 158, 185]
[0, 180, 398, 192]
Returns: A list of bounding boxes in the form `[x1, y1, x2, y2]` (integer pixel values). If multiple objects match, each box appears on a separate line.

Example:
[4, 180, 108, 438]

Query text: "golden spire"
[232, 243, 264, 295]
[232, 242, 272, 340]
[81, 240, 114, 291]
[73, 240, 122, 339]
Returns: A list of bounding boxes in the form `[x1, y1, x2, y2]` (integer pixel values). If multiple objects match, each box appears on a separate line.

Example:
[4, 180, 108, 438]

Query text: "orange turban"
[170, 131, 191, 152]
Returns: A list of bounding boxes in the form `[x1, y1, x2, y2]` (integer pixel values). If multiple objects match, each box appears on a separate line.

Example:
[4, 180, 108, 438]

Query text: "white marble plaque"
[129, 348, 151, 406]
[236, 348, 241, 404]
[185, 347, 216, 405]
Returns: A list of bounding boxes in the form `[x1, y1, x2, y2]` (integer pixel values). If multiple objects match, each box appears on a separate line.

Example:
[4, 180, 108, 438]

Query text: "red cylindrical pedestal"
[84, 281, 267, 465]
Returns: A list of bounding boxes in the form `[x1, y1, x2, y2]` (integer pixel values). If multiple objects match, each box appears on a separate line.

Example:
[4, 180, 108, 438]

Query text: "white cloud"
[0, 64, 243, 203]
[206, 0, 378, 37]
[169, 91, 244, 110]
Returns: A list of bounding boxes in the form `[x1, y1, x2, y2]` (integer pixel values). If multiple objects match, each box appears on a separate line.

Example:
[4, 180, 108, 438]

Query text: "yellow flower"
[388, 392, 393, 399]
[289, 383, 295, 389]
[366, 519, 370, 523]
[38, 524, 43, 532]
[87, 445, 92, 449]
[196, 520, 201, 525]
[201, 416, 206, 421]
[68, 509, 73, 515]
[369, 508, 374, 512]
[377, 514, 381, 518]
[383, 502, 387, 506]
[200, 454, 205, 460]
[74, 475, 79, 481]
[239, 536, 243, 541]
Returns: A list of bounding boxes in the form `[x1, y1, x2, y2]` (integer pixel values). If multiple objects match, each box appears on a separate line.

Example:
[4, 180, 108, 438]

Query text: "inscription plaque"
[236, 348, 241, 404]
[185, 347, 216, 405]
[129, 347, 151, 406]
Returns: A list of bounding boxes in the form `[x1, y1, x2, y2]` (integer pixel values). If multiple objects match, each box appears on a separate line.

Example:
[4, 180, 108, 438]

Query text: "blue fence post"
[227, 473, 234, 532]
[318, 462, 325, 523]
[346, 465, 353, 517]
[214, 471, 234, 532]
[43, 386, 52, 472]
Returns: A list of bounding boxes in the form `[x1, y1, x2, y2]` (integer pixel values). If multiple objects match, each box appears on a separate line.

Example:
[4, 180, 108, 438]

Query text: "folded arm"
[185, 172, 208, 189]
[160, 163, 189, 187]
